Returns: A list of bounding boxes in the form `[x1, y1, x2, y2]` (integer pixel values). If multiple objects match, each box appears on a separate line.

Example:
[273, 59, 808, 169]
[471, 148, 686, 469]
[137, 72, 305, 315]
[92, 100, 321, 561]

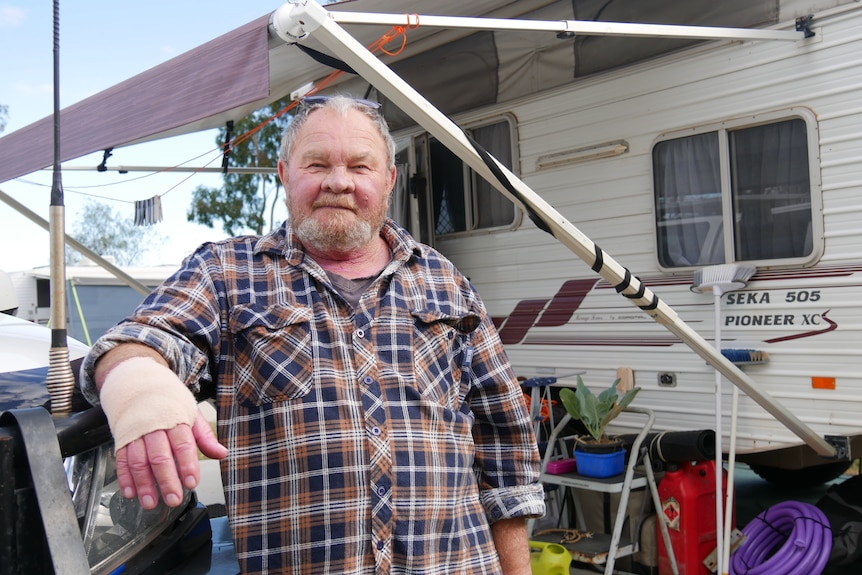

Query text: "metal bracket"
[703, 528, 745, 572]
[824, 435, 851, 461]
[270, 0, 316, 43]
[0, 408, 91, 574]
[796, 15, 815, 39]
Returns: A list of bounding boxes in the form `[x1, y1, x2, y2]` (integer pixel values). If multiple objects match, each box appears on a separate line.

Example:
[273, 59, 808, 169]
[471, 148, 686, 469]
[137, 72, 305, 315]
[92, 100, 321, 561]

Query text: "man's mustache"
[312, 196, 357, 211]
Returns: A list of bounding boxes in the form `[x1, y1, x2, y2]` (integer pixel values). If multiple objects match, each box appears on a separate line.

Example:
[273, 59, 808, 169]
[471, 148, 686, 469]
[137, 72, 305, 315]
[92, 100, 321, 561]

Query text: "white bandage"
[100, 356, 199, 451]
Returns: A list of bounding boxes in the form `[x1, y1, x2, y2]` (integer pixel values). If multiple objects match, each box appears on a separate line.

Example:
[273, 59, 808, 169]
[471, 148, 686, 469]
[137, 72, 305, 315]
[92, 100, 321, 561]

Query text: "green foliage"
[187, 96, 293, 236]
[68, 200, 164, 266]
[559, 376, 641, 443]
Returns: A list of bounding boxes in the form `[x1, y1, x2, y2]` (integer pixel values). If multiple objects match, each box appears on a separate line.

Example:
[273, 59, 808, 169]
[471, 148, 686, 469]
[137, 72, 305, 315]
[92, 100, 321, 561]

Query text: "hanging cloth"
[134, 195, 163, 226]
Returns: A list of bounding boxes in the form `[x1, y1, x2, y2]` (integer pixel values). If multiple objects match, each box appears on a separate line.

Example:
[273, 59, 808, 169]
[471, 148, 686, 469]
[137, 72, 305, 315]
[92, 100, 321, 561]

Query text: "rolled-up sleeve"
[467, 316, 546, 523]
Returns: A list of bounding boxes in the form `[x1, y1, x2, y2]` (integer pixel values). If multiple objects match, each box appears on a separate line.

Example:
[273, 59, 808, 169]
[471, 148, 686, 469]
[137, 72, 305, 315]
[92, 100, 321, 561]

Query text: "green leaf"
[576, 379, 603, 441]
[557, 376, 641, 443]
[597, 379, 621, 411]
[617, 387, 641, 411]
[559, 387, 582, 420]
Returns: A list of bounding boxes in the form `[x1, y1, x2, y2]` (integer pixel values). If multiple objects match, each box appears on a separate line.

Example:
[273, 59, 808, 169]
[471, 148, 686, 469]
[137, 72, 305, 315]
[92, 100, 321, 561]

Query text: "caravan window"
[429, 118, 519, 235]
[652, 110, 821, 269]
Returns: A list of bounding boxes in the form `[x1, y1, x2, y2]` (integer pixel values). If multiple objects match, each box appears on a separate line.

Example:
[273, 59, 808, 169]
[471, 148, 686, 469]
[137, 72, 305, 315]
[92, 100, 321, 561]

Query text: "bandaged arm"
[97, 347, 199, 451]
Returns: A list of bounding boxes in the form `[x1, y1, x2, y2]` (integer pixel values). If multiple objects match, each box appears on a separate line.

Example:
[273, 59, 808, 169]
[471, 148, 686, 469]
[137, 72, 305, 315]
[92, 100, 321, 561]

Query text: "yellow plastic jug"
[529, 540, 572, 575]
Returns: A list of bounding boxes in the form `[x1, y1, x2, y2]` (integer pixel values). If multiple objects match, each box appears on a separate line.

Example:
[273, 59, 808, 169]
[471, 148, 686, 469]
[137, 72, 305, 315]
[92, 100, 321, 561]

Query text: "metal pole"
[55, 164, 278, 174]
[270, 0, 835, 457]
[328, 11, 807, 42]
[0, 188, 151, 296]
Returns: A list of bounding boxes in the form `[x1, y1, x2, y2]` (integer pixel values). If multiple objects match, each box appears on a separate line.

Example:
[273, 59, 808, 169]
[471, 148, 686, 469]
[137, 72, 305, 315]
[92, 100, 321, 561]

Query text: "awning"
[0, 0, 554, 184]
[0, 0, 778, 185]
[0, 16, 271, 185]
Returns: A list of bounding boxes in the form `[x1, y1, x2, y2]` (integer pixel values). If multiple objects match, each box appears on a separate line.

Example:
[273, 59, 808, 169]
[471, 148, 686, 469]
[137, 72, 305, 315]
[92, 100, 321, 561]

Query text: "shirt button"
[377, 540, 385, 550]
[377, 486, 387, 496]
[355, 328, 365, 338]
[371, 426, 381, 436]
[363, 376, 374, 385]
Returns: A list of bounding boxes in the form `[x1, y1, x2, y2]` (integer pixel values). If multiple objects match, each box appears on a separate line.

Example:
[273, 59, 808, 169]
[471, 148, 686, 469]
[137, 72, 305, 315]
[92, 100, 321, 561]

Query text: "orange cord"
[226, 23, 414, 153]
[107, 18, 419, 207]
[523, 392, 558, 423]
[216, 21, 416, 177]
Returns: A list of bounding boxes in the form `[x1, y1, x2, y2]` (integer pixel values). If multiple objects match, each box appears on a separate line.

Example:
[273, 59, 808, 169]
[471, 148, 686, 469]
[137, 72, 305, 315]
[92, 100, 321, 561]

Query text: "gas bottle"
[657, 460, 734, 575]
[529, 541, 572, 575]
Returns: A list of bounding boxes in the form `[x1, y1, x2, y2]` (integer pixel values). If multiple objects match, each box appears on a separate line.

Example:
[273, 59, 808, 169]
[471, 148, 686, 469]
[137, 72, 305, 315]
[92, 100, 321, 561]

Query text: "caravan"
[319, 0, 862, 483]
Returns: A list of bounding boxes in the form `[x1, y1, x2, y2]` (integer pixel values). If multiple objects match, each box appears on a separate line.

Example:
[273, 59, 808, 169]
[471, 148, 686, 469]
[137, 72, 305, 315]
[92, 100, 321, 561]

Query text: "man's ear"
[388, 166, 397, 192]
[277, 159, 289, 186]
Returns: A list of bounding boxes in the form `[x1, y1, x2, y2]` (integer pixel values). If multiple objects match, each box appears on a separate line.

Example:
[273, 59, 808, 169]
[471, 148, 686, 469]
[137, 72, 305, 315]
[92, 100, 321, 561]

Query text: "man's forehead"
[303, 107, 379, 134]
[293, 111, 385, 156]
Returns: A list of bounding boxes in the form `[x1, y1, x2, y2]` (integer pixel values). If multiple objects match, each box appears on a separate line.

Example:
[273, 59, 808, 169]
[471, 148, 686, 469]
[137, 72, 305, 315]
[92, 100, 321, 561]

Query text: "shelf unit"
[533, 406, 679, 575]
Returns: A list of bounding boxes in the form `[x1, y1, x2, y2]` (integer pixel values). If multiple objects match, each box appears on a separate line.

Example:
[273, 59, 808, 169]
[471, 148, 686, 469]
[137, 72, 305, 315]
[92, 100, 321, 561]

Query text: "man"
[81, 95, 545, 574]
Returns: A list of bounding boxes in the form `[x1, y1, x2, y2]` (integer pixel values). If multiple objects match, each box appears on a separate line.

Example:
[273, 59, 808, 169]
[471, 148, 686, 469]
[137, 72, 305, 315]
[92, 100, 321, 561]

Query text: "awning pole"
[271, 0, 835, 457]
[0, 188, 151, 296]
[327, 11, 809, 42]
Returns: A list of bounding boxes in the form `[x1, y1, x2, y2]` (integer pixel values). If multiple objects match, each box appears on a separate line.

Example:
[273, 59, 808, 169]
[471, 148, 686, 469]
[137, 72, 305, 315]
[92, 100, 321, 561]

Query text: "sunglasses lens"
[301, 95, 381, 110]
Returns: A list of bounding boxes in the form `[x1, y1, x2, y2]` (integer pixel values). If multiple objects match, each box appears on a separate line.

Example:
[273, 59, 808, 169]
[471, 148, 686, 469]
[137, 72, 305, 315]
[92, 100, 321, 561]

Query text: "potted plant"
[559, 376, 641, 477]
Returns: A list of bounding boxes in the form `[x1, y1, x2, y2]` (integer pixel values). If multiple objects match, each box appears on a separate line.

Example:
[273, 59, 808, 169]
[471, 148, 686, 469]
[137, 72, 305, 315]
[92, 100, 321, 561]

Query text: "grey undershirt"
[325, 270, 378, 309]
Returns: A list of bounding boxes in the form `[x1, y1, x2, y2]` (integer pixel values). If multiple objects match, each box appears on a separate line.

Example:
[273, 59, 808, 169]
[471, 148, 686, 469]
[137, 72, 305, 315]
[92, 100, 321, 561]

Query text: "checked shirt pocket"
[228, 303, 315, 407]
[410, 309, 481, 410]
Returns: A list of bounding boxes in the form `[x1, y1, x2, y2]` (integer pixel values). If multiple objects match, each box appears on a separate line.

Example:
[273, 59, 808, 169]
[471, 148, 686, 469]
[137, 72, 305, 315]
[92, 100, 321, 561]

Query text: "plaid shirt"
[82, 220, 544, 575]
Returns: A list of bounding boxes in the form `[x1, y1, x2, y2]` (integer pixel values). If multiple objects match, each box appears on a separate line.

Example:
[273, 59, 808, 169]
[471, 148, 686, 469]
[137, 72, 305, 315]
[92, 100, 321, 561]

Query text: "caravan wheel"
[749, 461, 852, 489]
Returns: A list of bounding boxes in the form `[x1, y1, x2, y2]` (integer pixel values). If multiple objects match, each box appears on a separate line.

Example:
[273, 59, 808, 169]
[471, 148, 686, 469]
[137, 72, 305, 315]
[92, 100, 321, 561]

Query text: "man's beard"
[289, 194, 388, 254]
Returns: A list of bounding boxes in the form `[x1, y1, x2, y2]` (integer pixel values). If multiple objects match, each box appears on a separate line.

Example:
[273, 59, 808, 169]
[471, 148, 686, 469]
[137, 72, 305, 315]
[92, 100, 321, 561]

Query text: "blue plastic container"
[574, 448, 626, 478]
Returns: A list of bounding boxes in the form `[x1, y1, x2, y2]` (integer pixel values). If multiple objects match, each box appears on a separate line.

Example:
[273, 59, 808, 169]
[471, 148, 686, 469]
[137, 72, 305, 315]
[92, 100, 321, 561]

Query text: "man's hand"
[116, 407, 228, 509]
[94, 344, 229, 509]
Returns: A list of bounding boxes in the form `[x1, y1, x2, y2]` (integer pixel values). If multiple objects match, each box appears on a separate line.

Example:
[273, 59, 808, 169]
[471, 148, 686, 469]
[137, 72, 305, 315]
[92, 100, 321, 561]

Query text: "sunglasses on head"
[300, 95, 382, 110]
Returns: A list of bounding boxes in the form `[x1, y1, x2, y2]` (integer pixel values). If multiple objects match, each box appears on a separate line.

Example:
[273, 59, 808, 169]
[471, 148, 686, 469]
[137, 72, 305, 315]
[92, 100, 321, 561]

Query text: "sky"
[0, 1, 293, 272]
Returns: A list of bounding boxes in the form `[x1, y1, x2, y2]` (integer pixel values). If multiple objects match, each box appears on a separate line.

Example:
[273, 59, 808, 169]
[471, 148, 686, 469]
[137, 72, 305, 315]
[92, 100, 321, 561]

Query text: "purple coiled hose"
[729, 500, 832, 575]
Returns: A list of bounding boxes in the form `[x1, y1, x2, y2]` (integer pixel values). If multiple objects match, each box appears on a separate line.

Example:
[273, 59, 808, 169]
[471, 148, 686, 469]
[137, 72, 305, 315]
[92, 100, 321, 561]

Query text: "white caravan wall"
[427, 4, 862, 458]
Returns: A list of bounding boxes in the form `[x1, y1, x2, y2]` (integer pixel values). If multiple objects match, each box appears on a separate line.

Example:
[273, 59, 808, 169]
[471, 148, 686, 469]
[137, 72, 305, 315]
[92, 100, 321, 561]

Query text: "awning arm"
[271, 0, 836, 458]
[0, 188, 151, 296]
[324, 10, 811, 42]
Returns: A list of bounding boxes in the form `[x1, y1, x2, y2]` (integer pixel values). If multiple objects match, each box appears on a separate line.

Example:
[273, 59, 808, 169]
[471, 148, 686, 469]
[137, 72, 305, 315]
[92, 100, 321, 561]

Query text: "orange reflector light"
[812, 377, 836, 390]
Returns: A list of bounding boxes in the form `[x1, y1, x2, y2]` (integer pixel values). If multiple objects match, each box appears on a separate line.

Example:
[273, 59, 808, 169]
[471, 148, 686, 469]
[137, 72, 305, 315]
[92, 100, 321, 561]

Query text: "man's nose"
[322, 166, 354, 192]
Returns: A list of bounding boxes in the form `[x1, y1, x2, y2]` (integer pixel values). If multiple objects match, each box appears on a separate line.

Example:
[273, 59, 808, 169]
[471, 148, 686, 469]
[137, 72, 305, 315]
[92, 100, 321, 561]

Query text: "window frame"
[651, 107, 823, 272]
[428, 113, 523, 238]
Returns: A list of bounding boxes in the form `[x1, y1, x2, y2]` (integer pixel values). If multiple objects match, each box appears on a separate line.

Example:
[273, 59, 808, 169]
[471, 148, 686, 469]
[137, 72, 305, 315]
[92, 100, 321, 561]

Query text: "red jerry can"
[658, 460, 734, 575]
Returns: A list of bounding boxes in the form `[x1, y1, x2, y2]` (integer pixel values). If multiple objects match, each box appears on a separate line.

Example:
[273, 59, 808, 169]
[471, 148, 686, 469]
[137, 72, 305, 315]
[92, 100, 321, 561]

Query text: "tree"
[67, 200, 164, 266]
[187, 97, 293, 236]
[0, 104, 8, 134]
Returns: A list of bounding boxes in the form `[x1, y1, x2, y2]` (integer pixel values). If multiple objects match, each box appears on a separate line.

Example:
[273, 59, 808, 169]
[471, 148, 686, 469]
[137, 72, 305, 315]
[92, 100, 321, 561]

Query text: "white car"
[0, 312, 90, 409]
[0, 309, 236, 574]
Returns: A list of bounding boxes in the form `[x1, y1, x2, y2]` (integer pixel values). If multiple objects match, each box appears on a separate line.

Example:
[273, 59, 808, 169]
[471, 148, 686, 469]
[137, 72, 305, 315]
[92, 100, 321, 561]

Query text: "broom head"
[691, 264, 757, 295]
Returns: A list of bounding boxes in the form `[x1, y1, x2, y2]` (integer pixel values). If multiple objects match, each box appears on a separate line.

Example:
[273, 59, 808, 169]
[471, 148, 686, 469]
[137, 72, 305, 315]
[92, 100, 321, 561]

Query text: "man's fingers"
[192, 409, 229, 461]
[116, 424, 207, 509]
[113, 410, 222, 510]
[167, 421, 206, 492]
[145, 426, 193, 507]
[124, 436, 163, 509]
[115, 444, 137, 500]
